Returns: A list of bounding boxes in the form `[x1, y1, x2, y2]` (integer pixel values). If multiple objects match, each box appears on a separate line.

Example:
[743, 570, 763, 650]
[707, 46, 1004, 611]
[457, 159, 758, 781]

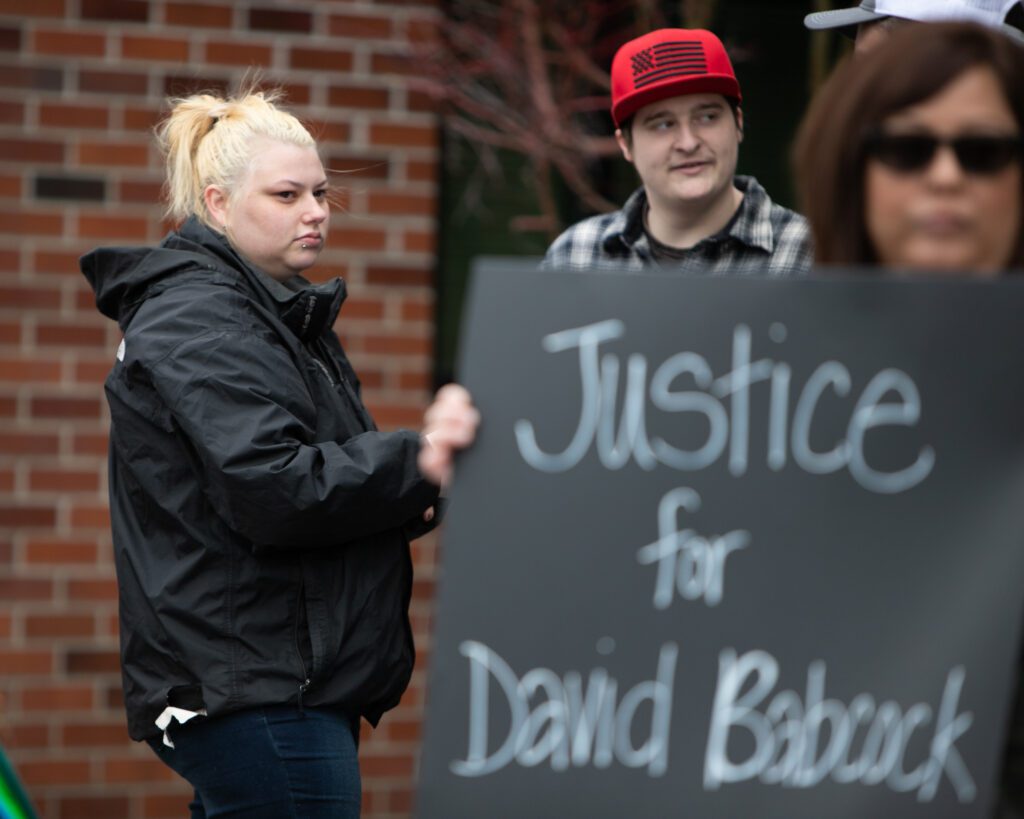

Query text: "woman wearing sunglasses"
[795, 20, 1023, 275]
[794, 21, 1024, 817]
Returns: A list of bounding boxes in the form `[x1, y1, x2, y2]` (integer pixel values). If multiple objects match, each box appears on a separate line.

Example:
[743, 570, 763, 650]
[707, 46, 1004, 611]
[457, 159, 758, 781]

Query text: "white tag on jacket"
[155, 705, 208, 748]
[116, 338, 125, 362]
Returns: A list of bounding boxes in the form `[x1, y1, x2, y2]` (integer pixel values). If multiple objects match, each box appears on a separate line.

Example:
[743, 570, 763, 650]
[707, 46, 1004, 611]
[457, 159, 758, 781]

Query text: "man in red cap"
[542, 28, 811, 276]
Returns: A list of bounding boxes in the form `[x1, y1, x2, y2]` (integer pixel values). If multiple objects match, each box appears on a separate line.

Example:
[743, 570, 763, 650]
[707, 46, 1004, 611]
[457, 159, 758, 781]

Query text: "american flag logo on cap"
[631, 40, 707, 89]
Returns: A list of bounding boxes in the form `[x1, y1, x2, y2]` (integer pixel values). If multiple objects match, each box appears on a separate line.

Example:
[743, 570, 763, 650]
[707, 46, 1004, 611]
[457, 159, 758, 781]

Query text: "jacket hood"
[80, 243, 207, 327]
[80, 216, 346, 339]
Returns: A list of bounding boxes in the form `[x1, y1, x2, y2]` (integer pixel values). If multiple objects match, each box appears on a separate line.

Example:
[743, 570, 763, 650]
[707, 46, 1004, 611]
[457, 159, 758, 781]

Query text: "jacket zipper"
[294, 576, 311, 713]
[310, 356, 336, 386]
[309, 338, 348, 385]
[309, 344, 374, 430]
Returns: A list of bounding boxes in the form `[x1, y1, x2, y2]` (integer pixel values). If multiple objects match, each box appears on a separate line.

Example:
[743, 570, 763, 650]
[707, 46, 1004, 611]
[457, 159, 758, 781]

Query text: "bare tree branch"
[412, 0, 644, 238]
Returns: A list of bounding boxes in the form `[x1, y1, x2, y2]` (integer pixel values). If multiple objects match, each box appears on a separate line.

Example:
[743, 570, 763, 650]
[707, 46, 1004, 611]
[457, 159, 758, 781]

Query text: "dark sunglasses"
[863, 131, 1023, 175]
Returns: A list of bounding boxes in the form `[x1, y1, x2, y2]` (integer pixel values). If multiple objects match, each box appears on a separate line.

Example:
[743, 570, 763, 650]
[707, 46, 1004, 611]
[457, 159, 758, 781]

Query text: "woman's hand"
[419, 384, 479, 492]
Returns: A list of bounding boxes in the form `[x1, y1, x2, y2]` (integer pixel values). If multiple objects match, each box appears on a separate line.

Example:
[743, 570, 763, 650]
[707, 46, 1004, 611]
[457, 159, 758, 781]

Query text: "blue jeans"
[148, 705, 361, 818]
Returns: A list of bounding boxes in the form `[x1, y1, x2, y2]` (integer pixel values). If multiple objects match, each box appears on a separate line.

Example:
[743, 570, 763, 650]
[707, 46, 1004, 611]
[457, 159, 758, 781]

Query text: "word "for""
[704, 649, 975, 803]
[636, 486, 749, 609]
[514, 320, 935, 495]
[451, 640, 677, 778]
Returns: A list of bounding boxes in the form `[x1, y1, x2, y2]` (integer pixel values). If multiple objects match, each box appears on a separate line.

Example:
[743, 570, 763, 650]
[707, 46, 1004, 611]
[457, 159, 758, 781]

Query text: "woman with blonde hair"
[80, 88, 476, 817]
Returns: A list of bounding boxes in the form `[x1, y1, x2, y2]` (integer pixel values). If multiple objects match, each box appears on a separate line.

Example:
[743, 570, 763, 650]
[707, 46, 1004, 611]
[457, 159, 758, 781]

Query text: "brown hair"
[793, 21, 1024, 270]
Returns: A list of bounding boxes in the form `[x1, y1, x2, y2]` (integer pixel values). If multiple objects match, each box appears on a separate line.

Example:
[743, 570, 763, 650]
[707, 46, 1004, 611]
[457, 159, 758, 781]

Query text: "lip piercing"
[301, 243, 308, 249]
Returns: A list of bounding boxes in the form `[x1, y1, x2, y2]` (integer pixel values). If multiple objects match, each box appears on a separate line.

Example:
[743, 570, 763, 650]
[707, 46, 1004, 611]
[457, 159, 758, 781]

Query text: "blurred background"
[0, 1, 905, 817]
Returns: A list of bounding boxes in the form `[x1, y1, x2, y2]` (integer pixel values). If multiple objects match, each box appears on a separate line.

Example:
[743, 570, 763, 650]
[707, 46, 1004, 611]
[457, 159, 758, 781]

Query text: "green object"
[0, 745, 37, 819]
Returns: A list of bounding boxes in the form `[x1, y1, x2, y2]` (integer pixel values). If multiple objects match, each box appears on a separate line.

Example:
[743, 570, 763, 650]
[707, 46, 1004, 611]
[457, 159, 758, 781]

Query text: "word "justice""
[514, 320, 935, 494]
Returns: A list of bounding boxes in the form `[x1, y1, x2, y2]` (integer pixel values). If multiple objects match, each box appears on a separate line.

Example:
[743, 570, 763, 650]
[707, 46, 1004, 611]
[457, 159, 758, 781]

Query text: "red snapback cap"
[610, 28, 741, 127]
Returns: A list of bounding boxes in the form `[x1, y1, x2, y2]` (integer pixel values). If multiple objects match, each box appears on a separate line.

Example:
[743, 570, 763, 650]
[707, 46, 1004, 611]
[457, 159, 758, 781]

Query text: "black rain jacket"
[80, 217, 439, 742]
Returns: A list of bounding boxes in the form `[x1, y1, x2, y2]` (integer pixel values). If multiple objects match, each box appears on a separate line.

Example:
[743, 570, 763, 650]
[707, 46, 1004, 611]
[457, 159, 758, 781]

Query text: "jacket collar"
[168, 217, 347, 342]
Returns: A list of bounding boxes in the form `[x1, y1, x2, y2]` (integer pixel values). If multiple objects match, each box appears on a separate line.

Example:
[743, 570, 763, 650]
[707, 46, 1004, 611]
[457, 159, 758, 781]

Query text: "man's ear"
[736, 107, 744, 143]
[204, 185, 229, 230]
[615, 128, 634, 163]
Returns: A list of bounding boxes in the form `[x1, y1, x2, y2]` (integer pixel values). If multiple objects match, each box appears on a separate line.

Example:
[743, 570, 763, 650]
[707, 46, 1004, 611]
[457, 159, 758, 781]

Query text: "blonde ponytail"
[156, 87, 316, 228]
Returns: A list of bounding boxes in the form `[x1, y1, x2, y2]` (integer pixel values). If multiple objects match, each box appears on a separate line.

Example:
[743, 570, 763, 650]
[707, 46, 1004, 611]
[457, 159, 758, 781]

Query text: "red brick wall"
[0, 2, 442, 817]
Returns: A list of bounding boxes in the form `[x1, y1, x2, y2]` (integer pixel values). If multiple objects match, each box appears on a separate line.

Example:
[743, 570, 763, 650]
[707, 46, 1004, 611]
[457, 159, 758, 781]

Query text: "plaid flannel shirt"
[541, 175, 812, 278]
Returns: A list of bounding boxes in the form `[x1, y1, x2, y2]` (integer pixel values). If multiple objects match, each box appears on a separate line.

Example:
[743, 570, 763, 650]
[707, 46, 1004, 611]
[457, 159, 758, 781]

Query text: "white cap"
[805, 0, 1021, 32]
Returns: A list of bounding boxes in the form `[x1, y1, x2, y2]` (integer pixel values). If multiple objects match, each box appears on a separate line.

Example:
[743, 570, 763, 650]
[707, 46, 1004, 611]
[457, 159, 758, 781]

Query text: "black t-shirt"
[642, 201, 742, 264]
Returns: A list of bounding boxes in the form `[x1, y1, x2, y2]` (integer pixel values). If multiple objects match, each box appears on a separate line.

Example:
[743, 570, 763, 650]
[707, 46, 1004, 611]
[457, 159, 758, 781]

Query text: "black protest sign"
[416, 267, 1024, 819]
